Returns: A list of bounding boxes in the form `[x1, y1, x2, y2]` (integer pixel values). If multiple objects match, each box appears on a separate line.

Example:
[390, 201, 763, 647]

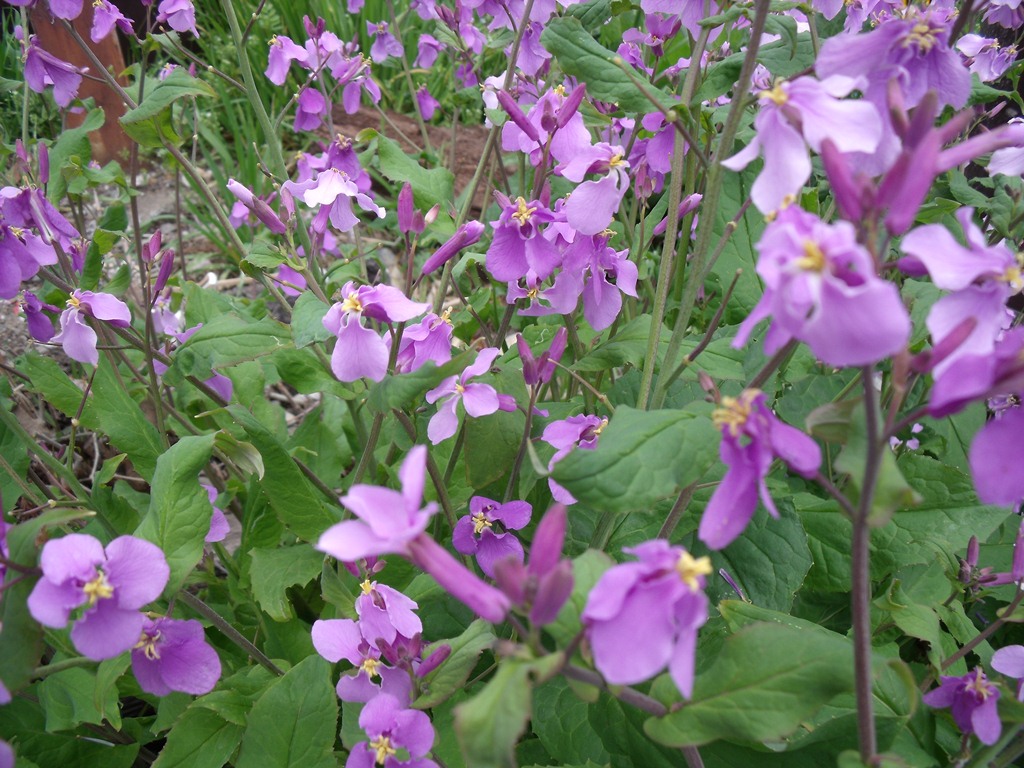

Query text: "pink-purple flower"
[425, 347, 504, 444]
[28, 534, 170, 660]
[131, 617, 221, 696]
[346, 693, 438, 768]
[53, 290, 132, 366]
[699, 389, 821, 550]
[923, 667, 1001, 745]
[582, 540, 711, 698]
[452, 496, 532, 578]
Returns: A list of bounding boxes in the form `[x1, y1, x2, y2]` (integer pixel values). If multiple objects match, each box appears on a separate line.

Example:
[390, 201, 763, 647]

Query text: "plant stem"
[33, 656, 96, 679]
[177, 591, 283, 676]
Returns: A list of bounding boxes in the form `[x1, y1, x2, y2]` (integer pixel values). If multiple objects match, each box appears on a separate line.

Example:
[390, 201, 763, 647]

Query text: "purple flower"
[322, 281, 430, 382]
[291, 167, 384, 234]
[923, 667, 1001, 745]
[0, 224, 58, 299]
[318, 445, 437, 562]
[415, 35, 445, 68]
[415, 85, 440, 122]
[20, 28, 82, 108]
[992, 645, 1024, 700]
[516, 326, 567, 387]
[355, 579, 422, 647]
[486, 194, 562, 283]
[0, 740, 11, 768]
[91, 0, 134, 42]
[733, 205, 910, 367]
[367, 21, 404, 63]
[582, 540, 711, 697]
[226, 179, 287, 234]
[156, 0, 199, 37]
[542, 414, 607, 504]
[346, 693, 438, 768]
[311, 618, 413, 704]
[453, 497, 532, 578]
[201, 483, 229, 543]
[957, 35, 1017, 81]
[52, 290, 132, 366]
[265, 35, 308, 85]
[425, 347, 503, 444]
[131, 617, 221, 696]
[387, 311, 453, 374]
[21, 292, 57, 342]
[699, 389, 821, 550]
[28, 534, 170, 660]
[559, 143, 631, 236]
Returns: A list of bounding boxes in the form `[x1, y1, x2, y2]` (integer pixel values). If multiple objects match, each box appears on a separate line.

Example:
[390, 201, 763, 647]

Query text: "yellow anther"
[270, 35, 280, 46]
[83, 571, 114, 606]
[1003, 265, 1023, 292]
[676, 551, 713, 591]
[134, 630, 162, 661]
[904, 19, 938, 52]
[553, 84, 567, 96]
[966, 667, 993, 699]
[8, 226, 24, 238]
[795, 240, 827, 272]
[712, 390, 760, 437]
[526, 287, 540, 300]
[455, 382, 466, 394]
[759, 82, 788, 106]
[360, 579, 374, 595]
[472, 512, 493, 535]
[369, 736, 397, 765]
[608, 153, 626, 168]
[342, 293, 364, 314]
[511, 197, 537, 226]
[439, 307, 453, 325]
[593, 417, 609, 436]
[360, 657, 381, 678]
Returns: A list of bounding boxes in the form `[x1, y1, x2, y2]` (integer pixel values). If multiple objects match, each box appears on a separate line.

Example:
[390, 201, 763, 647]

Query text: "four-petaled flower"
[131, 617, 221, 696]
[923, 667, 1001, 745]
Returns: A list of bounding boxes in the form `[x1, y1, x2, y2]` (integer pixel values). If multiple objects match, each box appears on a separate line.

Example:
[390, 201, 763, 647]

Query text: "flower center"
[511, 197, 537, 226]
[712, 390, 759, 437]
[676, 551, 713, 591]
[553, 84, 567, 96]
[472, 512, 493, 535]
[360, 656, 381, 679]
[795, 240, 827, 272]
[342, 293, 364, 314]
[904, 19, 939, 53]
[759, 82, 788, 105]
[66, 295, 82, 309]
[526, 286, 540, 300]
[360, 579, 375, 595]
[83, 570, 114, 606]
[608, 153, 626, 168]
[965, 667, 993, 700]
[369, 735, 397, 766]
[7, 226, 24, 239]
[134, 629, 162, 660]
[455, 382, 465, 394]
[270, 35, 280, 46]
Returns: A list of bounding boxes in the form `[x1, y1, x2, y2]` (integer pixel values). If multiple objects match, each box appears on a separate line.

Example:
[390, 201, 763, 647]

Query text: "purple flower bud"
[153, 250, 175, 298]
[38, 142, 49, 185]
[1013, 521, 1024, 583]
[558, 83, 587, 129]
[416, 643, 451, 677]
[529, 504, 567, 577]
[420, 220, 485, 276]
[398, 183, 415, 234]
[652, 193, 702, 236]
[406, 534, 510, 623]
[497, 90, 540, 143]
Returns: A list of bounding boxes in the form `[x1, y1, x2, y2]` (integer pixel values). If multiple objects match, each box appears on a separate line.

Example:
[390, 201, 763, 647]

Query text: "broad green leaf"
[708, 168, 765, 322]
[464, 399, 525, 488]
[47, 107, 105, 203]
[697, 55, 743, 105]
[0, 406, 31, 511]
[249, 545, 325, 622]
[291, 292, 332, 348]
[876, 580, 943, 672]
[135, 433, 216, 593]
[553, 404, 720, 513]
[566, 0, 611, 29]
[225, 405, 340, 541]
[93, 357, 165, 482]
[21, 353, 99, 430]
[121, 68, 216, 148]
[364, 129, 454, 208]
[172, 313, 290, 380]
[573, 314, 659, 373]
[533, 678, 611, 766]
[454, 660, 535, 768]
[37, 665, 122, 731]
[709, 496, 812, 612]
[417, 620, 496, 708]
[645, 622, 854, 747]
[587, 695, 681, 768]
[540, 17, 675, 113]
[272, 347, 360, 399]
[191, 665, 278, 726]
[151, 708, 245, 768]
[82, 203, 127, 291]
[757, 33, 816, 77]
[235, 655, 337, 768]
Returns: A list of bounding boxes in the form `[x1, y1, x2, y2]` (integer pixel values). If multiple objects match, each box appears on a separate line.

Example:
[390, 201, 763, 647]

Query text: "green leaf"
[464, 400, 524, 488]
[151, 708, 245, 768]
[697, 55, 743, 105]
[552, 404, 720, 513]
[172, 313, 290, 380]
[0, 405, 31, 510]
[540, 17, 675, 113]
[235, 655, 338, 768]
[21, 353, 98, 430]
[645, 622, 854, 747]
[37, 665, 123, 732]
[249, 545, 325, 622]
[876, 580, 944, 672]
[573, 315, 658, 372]
[708, 168, 765, 322]
[291, 292, 332, 349]
[366, 129, 454, 208]
[92, 357, 165, 482]
[533, 677, 611, 766]
[121, 68, 215, 148]
[47, 107, 105, 203]
[417, 620, 496, 708]
[135, 434, 216, 593]
[225, 405, 340, 541]
[191, 665, 278, 726]
[547, 550, 613, 647]
[565, 0, 612, 29]
[454, 660, 535, 768]
[757, 33, 816, 77]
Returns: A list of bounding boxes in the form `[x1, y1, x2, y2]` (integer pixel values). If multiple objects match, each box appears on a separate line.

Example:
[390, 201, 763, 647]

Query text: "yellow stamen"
[593, 417, 609, 436]
[369, 735, 397, 765]
[712, 389, 760, 437]
[360, 579, 375, 595]
[439, 307, 453, 325]
[966, 667, 993, 699]
[553, 84, 567, 96]
[759, 82, 788, 106]
[455, 382, 466, 394]
[608, 153, 626, 168]
[511, 197, 537, 226]
[360, 657, 381, 679]
[1003, 264, 1023, 292]
[270, 35, 280, 46]
[526, 287, 540, 300]
[8, 226, 24, 238]
[472, 512, 493, 535]
[795, 240, 827, 272]
[66, 294, 82, 309]
[904, 20, 939, 52]
[83, 571, 114, 606]
[134, 630, 162, 661]
[342, 292, 364, 314]
[676, 551, 713, 591]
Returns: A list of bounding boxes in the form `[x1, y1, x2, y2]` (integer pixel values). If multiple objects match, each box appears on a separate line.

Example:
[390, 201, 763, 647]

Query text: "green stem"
[33, 656, 97, 679]
[177, 591, 283, 676]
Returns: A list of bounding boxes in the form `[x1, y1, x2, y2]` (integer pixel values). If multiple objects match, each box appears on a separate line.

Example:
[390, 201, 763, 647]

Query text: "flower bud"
[496, 90, 540, 143]
[557, 83, 587, 129]
[398, 183, 415, 234]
